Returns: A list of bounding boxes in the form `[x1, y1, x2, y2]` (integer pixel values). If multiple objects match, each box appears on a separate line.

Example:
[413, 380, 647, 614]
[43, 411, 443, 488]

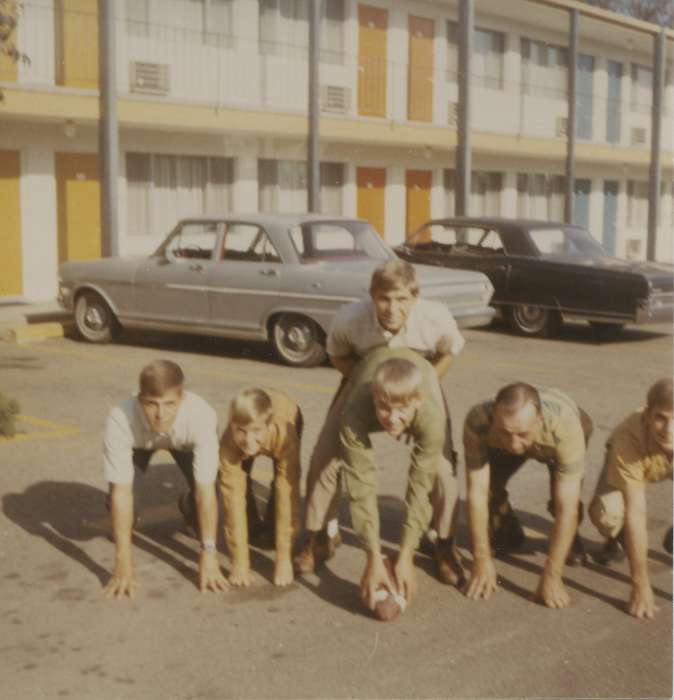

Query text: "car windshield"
[528, 226, 607, 260]
[289, 221, 392, 263]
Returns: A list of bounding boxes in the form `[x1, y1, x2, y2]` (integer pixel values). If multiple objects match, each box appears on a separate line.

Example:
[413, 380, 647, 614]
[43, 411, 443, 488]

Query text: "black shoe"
[593, 535, 625, 566]
[664, 526, 673, 555]
[566, 533, 587, 567]
[178, 493, 199, 539]
[491, 504, 526, 554]
[417, 531, 436, 557]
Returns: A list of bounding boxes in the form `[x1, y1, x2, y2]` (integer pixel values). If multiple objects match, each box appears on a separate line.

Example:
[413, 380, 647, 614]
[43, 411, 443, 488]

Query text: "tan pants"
[588, 465, 625, 540]
[304, 377, 459, 540]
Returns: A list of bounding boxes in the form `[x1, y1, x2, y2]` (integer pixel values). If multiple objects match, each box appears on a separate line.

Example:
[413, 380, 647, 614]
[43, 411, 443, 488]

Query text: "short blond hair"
[369, 259, 419, 297]
[139, 359, 184, 397]
[373, 358, 423, 405]
[229, 388, 273, 426]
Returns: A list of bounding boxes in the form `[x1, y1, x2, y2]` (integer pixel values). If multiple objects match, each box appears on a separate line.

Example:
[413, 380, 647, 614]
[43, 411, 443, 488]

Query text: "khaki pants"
[304, 376, 459, 540]
[588, 462, 625, 540]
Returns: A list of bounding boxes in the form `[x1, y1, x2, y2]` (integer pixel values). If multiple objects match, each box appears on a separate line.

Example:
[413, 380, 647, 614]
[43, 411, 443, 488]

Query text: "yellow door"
[0, 151, 22, 296]
[55, 0, 99, 88]
[358, 5, 388, 118]
[406, 170, 432, 239]
[0, 1, 19, 82]
[55, 153, 101, 263]
[357, 167, 386, 238]
[408, 16, 434, 122]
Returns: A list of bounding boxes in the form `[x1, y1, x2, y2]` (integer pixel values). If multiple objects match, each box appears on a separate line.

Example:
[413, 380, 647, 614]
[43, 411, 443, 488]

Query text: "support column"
[647, 28, 665, 262]
[456, 0, 473, 216]
[99, 0, 119, 257]
[564, 8, 578, 224]
[307, 0, 321, 212]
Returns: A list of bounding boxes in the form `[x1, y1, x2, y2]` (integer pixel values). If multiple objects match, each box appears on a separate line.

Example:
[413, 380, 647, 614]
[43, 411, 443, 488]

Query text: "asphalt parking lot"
[0, 320, 672, 699]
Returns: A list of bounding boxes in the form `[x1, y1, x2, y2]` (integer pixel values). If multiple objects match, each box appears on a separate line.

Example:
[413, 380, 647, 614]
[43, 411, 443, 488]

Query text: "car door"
[133, 221, 222, 326]
[207, 223, 282, 334]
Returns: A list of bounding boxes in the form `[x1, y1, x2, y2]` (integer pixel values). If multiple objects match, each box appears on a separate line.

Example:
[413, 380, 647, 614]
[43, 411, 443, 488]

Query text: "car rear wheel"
[589, 321, 625, 341]
[75, 291, 120, 343]
[507, 304, 561, 338]
[271, 314, 326, 367]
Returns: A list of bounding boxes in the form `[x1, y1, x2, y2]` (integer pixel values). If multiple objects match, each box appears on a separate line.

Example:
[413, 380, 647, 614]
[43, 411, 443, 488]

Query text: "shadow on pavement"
[1, 471, 211, 591]
[473, 318, 670, 346]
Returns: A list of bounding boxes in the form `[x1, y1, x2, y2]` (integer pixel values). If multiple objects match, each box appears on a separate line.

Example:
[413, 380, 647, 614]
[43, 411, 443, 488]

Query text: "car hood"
[543, 256, 674, 291]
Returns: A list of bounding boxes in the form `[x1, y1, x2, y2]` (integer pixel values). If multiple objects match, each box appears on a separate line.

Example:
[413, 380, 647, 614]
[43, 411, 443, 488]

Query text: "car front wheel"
[75, 291, 120, 343]
[507, 304, 561, 338]
[271, 313, 326, 367]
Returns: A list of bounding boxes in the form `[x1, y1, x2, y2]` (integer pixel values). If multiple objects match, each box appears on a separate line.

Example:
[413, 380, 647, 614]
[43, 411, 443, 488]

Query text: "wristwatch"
[201, 538, 216, 553]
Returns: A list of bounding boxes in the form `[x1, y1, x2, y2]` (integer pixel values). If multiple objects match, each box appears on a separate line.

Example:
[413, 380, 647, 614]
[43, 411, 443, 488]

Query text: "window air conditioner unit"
[447, 102, 458, 127]
[631, 127, 647, 145]
[320, 85, 351, 114]
[555, 116, 568, 137]
[130, 61, 170, 95]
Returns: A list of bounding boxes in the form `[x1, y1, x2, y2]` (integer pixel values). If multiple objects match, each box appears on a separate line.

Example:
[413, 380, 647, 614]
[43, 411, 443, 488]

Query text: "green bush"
[0, 392, 20, 437]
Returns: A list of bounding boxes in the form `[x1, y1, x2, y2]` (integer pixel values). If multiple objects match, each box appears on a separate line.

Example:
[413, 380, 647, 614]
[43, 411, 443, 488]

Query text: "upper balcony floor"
[1, 0, 673, 154]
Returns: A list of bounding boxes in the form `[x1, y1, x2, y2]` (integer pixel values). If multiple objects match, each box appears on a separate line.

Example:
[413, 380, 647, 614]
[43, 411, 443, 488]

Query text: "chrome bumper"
[452, 305, 497, 329]
[635, 293, 674, 324]
[57, 284, 75, 312]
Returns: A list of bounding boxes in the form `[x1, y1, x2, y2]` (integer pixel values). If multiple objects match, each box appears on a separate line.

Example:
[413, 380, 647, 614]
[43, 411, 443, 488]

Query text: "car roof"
[419, 217, 578, 232]
[177, 212, 368, 228]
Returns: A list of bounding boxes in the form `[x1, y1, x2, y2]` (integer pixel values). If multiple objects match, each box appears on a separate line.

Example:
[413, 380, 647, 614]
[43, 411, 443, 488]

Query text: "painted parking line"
[0, 414, 80, 444]
[28, 343, 338, 395]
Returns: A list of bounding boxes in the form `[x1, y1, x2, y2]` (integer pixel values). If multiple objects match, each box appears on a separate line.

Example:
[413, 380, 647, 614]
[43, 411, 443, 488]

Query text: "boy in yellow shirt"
[219, 387, 302, 587]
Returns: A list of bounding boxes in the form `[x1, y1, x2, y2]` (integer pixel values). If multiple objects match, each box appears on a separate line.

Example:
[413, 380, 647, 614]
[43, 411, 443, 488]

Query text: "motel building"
[0, 0, 673, 302]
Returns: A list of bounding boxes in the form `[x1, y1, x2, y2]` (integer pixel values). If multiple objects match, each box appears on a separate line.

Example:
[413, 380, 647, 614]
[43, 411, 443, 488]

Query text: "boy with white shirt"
[102, 359, 227, 598]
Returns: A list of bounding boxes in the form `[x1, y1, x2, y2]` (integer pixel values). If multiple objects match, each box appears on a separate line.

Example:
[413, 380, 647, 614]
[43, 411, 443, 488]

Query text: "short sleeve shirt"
[326, 297, 465, 360]
[605, 410, 673, 490]
[103, 390, 219, 485]
[463, 388, 587, 478]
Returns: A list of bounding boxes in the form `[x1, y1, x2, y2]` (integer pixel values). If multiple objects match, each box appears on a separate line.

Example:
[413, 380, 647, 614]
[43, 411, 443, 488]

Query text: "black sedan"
[395, 217, 674, 338]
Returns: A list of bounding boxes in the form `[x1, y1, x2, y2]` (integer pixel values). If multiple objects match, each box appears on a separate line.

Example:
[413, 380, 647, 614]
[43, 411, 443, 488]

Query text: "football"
[372, 557, 407, 622]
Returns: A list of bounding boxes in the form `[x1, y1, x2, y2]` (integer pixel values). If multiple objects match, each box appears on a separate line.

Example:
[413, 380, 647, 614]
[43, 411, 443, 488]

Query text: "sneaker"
[663, 526, 673, 555]
[566, 533, 587, 567]
[293, 529, 342, 574]
[593, 535, 625, 566]
[178, 493, 200, 540]
[434, 537, 467, 588]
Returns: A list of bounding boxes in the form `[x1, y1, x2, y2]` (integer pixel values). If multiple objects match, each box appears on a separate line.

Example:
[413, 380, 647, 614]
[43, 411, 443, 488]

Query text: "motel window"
[258, 159, 344, 214]
[630, 63, 652, 114]
[443, 169, 502, 216]
[626, 180, 649, 228]
[521, 37, 568, 98]
[517, 173, 565, 221]
[128, 0, 233, 47]
[126, 153, 233, 237]
[446, 21, 504, 89]
[126, 0, 149, 37]
[259, 0, 344, 63]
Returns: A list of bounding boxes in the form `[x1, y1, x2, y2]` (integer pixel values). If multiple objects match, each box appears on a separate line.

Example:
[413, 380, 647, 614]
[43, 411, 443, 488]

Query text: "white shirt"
[103, 390, 219, 485]
[326, 297, 465, 359]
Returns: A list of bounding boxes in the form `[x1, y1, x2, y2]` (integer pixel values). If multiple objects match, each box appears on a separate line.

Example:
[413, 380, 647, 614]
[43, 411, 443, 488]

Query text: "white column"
[233, 155, 259, 211]
[343, 162, 357, 217]
[501, 171, 518, 217]
[386, 165, 405, 245]
[20, 147, 59, 301]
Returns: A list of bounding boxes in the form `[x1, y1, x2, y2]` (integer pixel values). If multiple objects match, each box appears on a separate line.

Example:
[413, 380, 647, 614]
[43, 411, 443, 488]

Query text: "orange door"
[0, 151, 22, 296]
[0, 1, 18, 82]
[406, 170, 432, 239]
[55, 153, 101, 263]
[55, 0, 99, 88]
[357, 167, 386, 238]
[408, 16, 434, 122]
[358, 5, 388, 117]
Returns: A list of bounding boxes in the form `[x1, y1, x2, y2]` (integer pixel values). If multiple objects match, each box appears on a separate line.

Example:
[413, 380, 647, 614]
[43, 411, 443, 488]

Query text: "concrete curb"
[2, 320, 74, 344]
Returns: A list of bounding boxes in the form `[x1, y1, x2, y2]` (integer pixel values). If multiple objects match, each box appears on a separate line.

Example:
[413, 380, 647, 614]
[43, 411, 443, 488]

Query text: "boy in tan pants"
[219, 388, 302, 587]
